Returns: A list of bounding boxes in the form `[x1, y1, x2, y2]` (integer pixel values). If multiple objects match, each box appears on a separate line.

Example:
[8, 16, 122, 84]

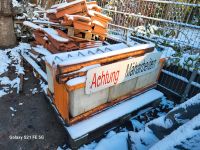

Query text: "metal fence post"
[181, 62, 199, 103]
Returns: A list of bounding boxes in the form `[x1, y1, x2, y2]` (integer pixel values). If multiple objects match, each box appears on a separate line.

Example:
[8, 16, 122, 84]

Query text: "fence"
[98, 0, 200, 53]
[158, 64, 200, 101]
[97, 0, 200, 101]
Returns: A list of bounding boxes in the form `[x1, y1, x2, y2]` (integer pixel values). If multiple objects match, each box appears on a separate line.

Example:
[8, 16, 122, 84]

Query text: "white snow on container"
[45, 43, 129, 65]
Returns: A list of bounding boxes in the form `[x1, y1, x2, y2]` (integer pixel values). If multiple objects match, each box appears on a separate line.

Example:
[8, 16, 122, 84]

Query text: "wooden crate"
[45, 43, 165, 125]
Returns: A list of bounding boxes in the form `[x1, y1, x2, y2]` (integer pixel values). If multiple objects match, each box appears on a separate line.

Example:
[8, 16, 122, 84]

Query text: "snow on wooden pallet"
[32, 45, 52, 56]
[60, 43, 155, 66]
[66, 89, 163, 140]
[45, 43, 129, 65]
[21, 52, 47, 81]
[45, 42, 154, 66]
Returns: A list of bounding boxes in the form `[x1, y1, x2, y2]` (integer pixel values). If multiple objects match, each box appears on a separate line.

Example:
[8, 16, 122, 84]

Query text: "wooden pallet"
[44, 88, 162, 149]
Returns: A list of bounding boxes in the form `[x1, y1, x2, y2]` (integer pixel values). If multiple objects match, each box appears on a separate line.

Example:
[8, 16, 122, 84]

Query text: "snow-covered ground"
[0, 43, 47, 98]
[56, 93, 200, 150]
[0, 43, 30, 97]
[57, 96, 175, 150]
[129, 93, 200, 150]
[151, 114, 200, 150]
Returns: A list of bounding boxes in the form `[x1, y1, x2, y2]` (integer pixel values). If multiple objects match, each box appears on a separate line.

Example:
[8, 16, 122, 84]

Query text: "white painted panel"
[69, 88, 109, 117]
[86, 52, 161, 94]
[108, 77, 138, 101]
[135, 63, 161, 90]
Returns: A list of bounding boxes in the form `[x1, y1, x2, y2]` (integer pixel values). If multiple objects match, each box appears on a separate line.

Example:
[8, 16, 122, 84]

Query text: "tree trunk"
[0, 0, 16, 48]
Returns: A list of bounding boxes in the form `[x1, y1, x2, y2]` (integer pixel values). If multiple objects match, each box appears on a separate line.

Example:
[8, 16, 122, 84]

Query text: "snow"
[45, 43, 129, 65]
[66, 64, 101, 85]
[46, 9, 57, 14]
[22, 53, 47, 81]
[134, 25, 159, 37]
[162, 69, 200, 88]
[87, 4, 101, 10]
[23, 21, 42, 30]
[79, 142, 97, 150]
[0, 43, 30, 96]
[12, 0, 21, 7]
[130, 127, 159, 150]
[66, 89, 163, 139]
[51, 2, 69, 9]
[145, 93, 200, 129]
[56, 0, 85, 11]
[128, 93, 200, 150]
[147, 116, 173, 129]
[23, 22, 70, 43]
[95, 132, 128, 150]
[60, 43, 155, 66]
[88, 10, 96, 17]
[171, 93, 200, 111]
[161, 47, 175, 59]
[0, 50, 11, 75]
[0, 77, 21, 93]
[19, 102, 23, 106]
[150, 114, 200, 150]
[42, 28, 70, 43]
[39, 80, 48, 94]
[131, 119, 145, 131]
[160, 96, 174, 110]
[30, 88, 38, 94]
[45, 43, 155, 66]
[65, 14, 91, 22]
[92, 11, 112, 21]
[32, 45, 52, 56]
[78, 131, 129, 150]
[177, 27, 200, 49]
[0, 43, 48, 97]
[33, 20, 59, 25]
[66, 76, 86, 86]
[10, 107, 17, 112]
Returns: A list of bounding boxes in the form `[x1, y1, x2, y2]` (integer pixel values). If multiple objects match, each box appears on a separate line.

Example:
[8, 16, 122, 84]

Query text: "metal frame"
[98, 0, 200, 52]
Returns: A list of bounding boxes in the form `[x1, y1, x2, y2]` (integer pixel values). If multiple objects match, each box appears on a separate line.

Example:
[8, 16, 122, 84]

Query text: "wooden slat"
[53, 69, 70, 122]
[57, 47, 154, 74]
[68, 83, 157, 125]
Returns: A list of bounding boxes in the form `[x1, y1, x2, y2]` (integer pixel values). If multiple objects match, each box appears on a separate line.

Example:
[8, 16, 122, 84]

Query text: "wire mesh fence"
[97, 0, 200, 53]
[96, 0, 200, 100]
